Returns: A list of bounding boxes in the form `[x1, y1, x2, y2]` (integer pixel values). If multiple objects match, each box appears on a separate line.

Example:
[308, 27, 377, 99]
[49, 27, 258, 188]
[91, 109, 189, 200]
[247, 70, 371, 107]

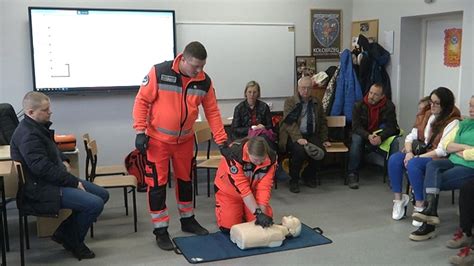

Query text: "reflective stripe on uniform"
[159, 83, 182, 93]
[157, 127, 192, 137]
[151, 210, 169, 220]
[178, 202, 193, 210]
[152, 221, 169, 228]
[253, 172, 266, 180]
[186, 88, 207, 97]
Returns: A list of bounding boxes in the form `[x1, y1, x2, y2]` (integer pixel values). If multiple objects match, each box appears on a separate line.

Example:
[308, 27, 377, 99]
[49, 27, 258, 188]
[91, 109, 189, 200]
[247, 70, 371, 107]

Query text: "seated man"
[10, 91, 109, 260]
[279, 76, 331, 193]
[348, 83, 400, 189]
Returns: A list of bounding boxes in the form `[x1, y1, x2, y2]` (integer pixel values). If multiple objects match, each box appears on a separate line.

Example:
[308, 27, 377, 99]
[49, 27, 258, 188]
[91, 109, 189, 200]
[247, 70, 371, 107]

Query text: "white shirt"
[405, 114, 459, 157]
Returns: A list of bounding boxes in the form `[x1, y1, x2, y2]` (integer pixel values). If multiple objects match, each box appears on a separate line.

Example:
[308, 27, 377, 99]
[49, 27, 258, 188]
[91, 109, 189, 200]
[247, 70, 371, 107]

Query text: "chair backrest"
[13, 161, 26, 210]
[326, 116, 346, 128]
[85, 139, 99, 182]
[82, 133, 92, 180]
[193, 124, 213, 159]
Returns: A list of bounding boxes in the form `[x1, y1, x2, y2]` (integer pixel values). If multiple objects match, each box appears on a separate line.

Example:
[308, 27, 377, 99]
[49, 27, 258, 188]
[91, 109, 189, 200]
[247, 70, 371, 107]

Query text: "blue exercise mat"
[172, 224, 332, 264]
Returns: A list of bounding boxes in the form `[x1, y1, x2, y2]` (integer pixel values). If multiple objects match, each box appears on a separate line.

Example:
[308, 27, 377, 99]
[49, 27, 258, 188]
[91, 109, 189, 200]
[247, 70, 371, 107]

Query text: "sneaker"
[289, 180, 300, 193]
[72, 243, 95, 260]
[392, 194, 410, 220]
[347, 173, 359, 189]
[448, 247, 474, 265]
[409, 223, 436, 241]
[154, 228, 174, 251]
[446, 229, 473, 249]
[181, 215, 209, 235]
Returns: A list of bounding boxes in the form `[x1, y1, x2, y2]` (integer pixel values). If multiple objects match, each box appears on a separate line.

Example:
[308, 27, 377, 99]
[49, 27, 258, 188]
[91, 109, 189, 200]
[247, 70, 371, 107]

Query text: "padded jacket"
[352, 99, 400, 141]
[10, 116, 79, 216]
[0, 103, 19, 145]
[133, 53, 227, 145]
[231, 100, 272, 140]
[214, 139, 277, 206]
[279, 95, 328, 152]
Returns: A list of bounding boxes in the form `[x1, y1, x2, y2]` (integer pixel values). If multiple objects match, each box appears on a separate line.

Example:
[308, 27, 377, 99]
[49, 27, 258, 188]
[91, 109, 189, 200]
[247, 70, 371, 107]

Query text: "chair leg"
[207, 169, 210, 198]
[19, 213, 25, 266]
[24, 216, 29, 250]
[132, 188, 137, 232]
[193, 163, 197, 208]
[0, 205, 5, 266]
[123, 187, 129, 216]
[168, 160, 172, 188]
[343, 153, 348, 185]
[452, 190, 455, 205]
[2, 201, 9, 252]
[90, 223, 94, 238]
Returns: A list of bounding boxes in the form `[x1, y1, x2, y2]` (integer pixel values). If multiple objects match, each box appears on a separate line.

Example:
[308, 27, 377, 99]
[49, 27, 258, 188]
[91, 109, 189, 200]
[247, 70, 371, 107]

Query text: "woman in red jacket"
[214, 136, 277, 232]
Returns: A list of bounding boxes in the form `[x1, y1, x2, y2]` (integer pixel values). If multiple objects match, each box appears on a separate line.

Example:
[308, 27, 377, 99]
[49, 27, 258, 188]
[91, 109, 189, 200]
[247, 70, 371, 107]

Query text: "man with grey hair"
[10, 91, 109, 260]
[279, 76, 331, 193]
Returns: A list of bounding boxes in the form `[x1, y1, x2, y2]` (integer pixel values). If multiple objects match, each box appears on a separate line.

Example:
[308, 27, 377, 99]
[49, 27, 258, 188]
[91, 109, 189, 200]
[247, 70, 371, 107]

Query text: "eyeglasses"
[429, 100, 441, 106]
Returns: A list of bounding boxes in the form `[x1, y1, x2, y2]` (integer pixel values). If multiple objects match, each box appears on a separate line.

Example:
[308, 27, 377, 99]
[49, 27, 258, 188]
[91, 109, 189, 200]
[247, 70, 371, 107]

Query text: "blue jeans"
[59, 180, 109, 243]
[388, 151, 432, 201]
[424, 159, 474, 194]
[348, 133, 400, 174]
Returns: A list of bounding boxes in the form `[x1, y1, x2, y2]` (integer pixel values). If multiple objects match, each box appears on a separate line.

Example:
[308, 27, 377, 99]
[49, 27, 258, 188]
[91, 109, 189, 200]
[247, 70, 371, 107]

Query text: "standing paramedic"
[132, 41, 233, 251]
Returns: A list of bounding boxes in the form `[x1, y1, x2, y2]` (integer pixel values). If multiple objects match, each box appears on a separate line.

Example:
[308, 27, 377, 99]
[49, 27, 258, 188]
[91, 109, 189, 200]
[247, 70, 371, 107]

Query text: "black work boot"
[409, 222, 436, 241]
[153, 227, 174, 251]
[71, 243, 95, 260]
[180, 215, 209, 235]
[289, 179, 300, 193]
[412, 194, 440, 225]
[347, 173, 359, 189]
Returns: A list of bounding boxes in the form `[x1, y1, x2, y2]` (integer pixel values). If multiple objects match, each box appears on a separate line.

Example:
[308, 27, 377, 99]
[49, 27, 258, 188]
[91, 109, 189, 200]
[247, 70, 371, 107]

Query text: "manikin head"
[282, 215, 302, 237]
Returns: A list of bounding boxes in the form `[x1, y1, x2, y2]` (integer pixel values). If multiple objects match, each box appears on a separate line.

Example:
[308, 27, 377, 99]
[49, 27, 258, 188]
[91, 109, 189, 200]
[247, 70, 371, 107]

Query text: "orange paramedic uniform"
[214, 139, 277, 230]
[133, 53, 227, 229]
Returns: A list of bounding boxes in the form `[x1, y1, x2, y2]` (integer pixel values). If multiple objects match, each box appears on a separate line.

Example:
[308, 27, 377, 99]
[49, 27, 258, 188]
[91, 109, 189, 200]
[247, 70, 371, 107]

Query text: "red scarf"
[363, 94, 387, 133]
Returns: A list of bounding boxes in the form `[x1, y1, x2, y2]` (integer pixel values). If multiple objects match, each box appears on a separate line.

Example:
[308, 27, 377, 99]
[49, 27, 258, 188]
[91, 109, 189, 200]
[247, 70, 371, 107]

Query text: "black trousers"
[459, 179, 474, 236]
[286, 134, 323, 182]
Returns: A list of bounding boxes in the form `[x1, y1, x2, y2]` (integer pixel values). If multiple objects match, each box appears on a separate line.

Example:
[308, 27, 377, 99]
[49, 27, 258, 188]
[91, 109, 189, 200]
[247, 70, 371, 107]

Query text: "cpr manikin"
[230, 216, 302, 250]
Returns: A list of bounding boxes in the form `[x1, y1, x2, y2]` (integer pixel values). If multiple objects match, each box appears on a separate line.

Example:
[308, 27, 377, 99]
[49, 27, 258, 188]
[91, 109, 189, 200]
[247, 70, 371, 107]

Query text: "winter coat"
[0, 103, 19, 145]
[231, 99, 272, 140]
[352, 99, 400, 141]
[330, 49, 363, 122]
[10, 116, 79, 216]
[279, 95, 328, 152]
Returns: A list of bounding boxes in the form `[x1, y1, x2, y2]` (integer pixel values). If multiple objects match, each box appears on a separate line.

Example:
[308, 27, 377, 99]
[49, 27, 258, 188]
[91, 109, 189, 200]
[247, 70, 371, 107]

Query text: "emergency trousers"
[145, 137, 194, 229]
[215, 187, 273, 230]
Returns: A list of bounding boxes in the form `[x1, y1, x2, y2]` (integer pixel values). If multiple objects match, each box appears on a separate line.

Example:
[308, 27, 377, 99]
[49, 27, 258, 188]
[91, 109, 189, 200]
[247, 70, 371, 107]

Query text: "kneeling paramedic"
[215, 136, 278, 232]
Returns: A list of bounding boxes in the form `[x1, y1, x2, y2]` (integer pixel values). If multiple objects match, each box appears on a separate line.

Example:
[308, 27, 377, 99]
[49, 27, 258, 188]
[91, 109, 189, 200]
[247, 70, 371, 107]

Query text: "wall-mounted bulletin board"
[351, 19, 379, 47]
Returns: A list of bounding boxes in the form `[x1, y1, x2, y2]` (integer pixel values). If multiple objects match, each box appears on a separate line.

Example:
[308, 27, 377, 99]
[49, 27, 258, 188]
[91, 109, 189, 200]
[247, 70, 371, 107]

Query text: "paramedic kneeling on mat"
[214, 136, 277, 232]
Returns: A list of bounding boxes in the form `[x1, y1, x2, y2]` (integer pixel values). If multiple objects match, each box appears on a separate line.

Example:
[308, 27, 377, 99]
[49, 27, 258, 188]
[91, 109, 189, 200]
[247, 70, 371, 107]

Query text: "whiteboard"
[176, 22, 295, 99]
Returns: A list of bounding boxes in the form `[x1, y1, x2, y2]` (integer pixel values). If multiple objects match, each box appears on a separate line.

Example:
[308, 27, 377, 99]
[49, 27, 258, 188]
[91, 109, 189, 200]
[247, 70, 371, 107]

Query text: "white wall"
[352, 0, 473, 132]
[0, 0, 353, 172]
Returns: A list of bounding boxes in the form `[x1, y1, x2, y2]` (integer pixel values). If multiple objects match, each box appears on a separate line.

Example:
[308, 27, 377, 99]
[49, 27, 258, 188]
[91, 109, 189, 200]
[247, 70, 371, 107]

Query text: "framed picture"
[351, 19, 379, 48]
[295, 56, 317, 84]
[310, 9, 342, 59]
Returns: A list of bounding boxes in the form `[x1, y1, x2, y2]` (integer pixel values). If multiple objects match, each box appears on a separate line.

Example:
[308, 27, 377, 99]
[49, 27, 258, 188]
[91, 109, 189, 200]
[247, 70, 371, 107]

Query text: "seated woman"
[410, 95, 474, 241]
[388, 87, 461, 227]
[214, 136, 277, 232]
[230, 215, 302, 250]
[231, 81, 274, 144]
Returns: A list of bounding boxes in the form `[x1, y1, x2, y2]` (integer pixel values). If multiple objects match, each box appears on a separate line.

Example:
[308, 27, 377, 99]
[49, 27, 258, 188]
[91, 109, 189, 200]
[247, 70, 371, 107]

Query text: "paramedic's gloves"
[219, 142, 238, 162]
[135, 133, 149, 155]
[254, 208, 273, 228]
